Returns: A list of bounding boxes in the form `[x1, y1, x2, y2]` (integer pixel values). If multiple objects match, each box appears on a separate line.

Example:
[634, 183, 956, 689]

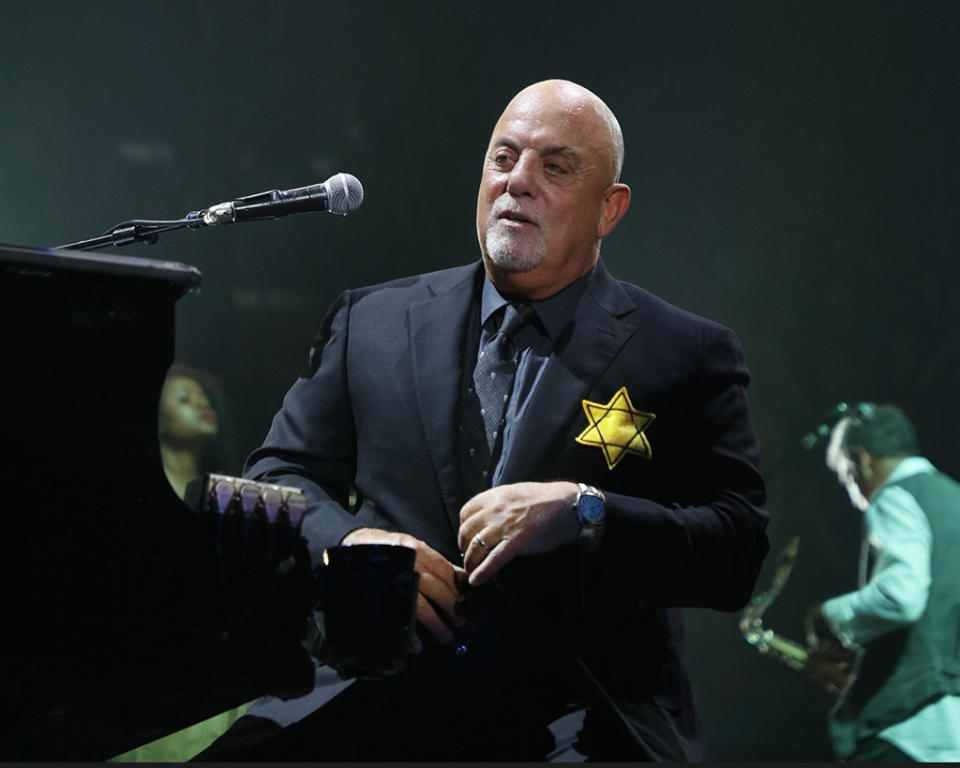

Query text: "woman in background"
[157, 364, 237, 505]
[111, 364, 247, 762]
[159, 365, 221, 500]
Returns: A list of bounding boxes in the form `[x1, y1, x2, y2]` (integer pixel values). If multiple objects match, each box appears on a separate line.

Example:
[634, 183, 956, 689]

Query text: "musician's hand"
[458, 481, 580, 586]
[806, 604, 840, 647]
[340, 527, 466, 653]
[804, 603, 855, 695]
[805, 648, 856, 695]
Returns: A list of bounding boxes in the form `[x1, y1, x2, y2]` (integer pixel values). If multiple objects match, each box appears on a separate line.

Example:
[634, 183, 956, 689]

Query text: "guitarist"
[806, 404, 960, 762]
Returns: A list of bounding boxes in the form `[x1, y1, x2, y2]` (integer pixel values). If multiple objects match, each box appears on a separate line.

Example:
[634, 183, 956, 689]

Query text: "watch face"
[578, 493, 605, 525]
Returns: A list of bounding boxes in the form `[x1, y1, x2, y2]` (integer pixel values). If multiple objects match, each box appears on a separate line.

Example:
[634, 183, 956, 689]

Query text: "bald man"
[199, 79, 768, 762]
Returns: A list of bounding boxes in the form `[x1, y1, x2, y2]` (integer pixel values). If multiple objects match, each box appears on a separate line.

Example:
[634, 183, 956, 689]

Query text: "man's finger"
[417, 567, 465, 627]
[467, 538, 515, 586]
[461, 526, 496, 572]
[458, 489, 491, 524]
[414, 593, 454, 645]
[457, 509, 489, 555]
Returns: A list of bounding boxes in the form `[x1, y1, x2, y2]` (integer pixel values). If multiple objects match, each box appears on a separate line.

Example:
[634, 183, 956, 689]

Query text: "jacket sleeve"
[243, 291, 392, 565]
[592, 324, 769, 613]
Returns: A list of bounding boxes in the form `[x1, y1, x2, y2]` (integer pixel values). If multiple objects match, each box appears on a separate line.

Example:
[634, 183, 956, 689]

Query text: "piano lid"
[0, 241, 201, 291]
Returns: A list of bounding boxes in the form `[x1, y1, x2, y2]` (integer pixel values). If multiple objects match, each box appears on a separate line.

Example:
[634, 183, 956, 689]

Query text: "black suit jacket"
[244, 259, 768, 759]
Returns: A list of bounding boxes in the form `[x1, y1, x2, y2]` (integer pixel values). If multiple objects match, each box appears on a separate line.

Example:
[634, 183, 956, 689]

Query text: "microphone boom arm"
[56, 216, 203, 252]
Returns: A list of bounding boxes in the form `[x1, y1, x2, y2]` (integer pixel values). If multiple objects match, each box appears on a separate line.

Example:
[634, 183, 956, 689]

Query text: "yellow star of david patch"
[575, 386, 656, 469]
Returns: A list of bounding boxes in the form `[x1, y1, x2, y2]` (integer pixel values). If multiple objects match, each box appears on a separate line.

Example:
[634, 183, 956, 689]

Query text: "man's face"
[475, 83, 625, 299]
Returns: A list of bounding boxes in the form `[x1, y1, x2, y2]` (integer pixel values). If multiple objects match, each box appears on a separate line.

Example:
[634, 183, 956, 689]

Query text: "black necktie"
[473, 303, 531, 452]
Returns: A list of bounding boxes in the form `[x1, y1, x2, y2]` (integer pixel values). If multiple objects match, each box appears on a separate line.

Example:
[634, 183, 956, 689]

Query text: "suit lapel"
[499, 263, 638, 484]
[408, 264, 481, 532]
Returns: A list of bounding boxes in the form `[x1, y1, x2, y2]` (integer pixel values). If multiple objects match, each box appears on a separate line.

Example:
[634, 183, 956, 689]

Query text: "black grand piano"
[0, 244, 316, 760]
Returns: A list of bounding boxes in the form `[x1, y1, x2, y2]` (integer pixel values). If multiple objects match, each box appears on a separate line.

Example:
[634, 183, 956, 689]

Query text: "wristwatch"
[574, 483, 606, 542]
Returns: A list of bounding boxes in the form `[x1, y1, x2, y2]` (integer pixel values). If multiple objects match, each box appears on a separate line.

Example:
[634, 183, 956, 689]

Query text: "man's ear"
[597, 183, 631, 239]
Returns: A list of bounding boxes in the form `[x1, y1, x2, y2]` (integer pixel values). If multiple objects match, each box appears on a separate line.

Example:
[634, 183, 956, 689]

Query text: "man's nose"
[505, 152, 537, 197]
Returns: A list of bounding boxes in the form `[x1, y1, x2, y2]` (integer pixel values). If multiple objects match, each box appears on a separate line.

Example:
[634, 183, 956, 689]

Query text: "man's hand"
[805, 603, 846, 652]
[805, 648, 856, 695]
[804, 603, 856, 695]
[458, 481, 581, 587]
[340, 527, 466, 653]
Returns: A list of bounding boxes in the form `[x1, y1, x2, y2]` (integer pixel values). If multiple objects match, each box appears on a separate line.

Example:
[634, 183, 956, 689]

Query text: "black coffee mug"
[316, 544, 418, 678]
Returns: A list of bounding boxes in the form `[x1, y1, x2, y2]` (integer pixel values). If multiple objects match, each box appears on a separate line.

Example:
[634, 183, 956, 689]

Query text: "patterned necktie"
[473, 303, 531, 452]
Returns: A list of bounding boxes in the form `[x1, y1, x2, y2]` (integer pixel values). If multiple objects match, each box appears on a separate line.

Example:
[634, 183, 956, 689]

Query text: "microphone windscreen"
[326, 173, 364, 215]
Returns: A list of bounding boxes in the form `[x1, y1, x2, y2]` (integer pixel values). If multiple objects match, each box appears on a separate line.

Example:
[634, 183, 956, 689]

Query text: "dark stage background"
[3, 0, 957, 760]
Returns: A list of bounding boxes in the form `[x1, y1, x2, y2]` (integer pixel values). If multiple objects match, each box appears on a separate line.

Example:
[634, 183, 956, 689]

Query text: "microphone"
[800, 402, 851, 450]
[800, 401, 878, 450]
[200, 172, 364, 226]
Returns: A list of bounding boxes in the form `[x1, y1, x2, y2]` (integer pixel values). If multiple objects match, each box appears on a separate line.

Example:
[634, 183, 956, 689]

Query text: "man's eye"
[494, 154, 511, 165]
[546, 162, 566, 174]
